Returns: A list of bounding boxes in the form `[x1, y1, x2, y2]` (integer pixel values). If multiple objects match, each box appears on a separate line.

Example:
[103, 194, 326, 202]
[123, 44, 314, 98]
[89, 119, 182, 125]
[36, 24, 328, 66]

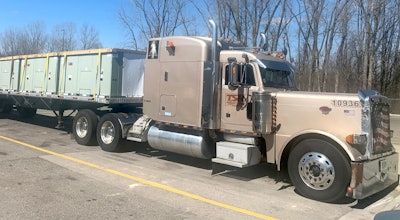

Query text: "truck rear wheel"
[73, 109, 98, 146]
[288, 139, 351, 202]
[97, 113, 123, 152]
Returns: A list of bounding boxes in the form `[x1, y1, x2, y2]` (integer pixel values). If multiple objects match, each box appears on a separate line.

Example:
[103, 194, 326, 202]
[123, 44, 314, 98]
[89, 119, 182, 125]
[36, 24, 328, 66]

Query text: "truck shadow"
[129, 141, 292, 185]
[126, 142, 213, 170]
[0, 110, 73, 132]
[1, 110, 293, 186]
[106, 140, 400, 206]
[350, 180, 399, 208]
[212, 162, 291, 184]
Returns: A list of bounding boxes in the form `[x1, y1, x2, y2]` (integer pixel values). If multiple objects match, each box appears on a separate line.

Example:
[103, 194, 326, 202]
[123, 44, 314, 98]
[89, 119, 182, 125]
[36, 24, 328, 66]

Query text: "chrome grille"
[371, 102, 392, 154]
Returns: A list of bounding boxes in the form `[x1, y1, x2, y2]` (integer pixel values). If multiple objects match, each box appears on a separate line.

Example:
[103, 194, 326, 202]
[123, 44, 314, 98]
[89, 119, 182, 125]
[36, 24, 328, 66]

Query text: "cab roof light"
[166, 41, 175, 56]
[167, 41, 175, 47]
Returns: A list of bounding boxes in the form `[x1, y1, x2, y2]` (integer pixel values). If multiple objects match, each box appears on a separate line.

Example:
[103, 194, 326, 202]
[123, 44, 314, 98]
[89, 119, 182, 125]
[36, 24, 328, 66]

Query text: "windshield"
[252, 58, 296, 89]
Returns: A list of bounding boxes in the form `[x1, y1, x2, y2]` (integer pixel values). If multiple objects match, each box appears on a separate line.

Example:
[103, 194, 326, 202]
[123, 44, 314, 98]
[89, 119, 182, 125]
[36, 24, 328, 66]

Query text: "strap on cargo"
[9, 57, 14, 90]
[58, 53, 67, 96]
[94, 49, 102, 97]
[43, 53, 50, 94]
[19, 56, 28, 92]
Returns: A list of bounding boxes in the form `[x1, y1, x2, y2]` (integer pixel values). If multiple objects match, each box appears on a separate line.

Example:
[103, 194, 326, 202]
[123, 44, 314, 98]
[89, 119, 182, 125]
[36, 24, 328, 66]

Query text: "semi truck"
[0, 21, 397, 202]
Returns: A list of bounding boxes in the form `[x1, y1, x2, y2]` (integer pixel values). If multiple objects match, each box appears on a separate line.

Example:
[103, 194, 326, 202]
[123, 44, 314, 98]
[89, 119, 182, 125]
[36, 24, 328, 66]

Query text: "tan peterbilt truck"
[0, 21, 397, 202]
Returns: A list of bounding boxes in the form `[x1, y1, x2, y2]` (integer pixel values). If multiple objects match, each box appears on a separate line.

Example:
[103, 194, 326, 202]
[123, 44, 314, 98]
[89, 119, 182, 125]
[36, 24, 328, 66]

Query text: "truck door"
[220, 63, 258, 133]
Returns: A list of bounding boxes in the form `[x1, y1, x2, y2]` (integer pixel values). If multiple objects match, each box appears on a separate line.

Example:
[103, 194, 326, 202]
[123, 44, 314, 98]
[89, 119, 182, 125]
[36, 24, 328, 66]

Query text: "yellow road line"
[0, 135, 278, 220]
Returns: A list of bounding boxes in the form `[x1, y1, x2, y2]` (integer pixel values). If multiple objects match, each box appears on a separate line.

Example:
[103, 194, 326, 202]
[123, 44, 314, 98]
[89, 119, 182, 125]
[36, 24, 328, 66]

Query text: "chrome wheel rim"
[100, 121, 115, 144]
[298, 152, 335, 190]
[76, 117, 88, 138]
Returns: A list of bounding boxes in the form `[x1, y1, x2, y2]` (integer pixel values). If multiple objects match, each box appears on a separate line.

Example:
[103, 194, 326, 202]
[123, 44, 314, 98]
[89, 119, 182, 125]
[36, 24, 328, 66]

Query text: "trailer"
[0, 21, 398, 202]
[0, 48, 145, 126]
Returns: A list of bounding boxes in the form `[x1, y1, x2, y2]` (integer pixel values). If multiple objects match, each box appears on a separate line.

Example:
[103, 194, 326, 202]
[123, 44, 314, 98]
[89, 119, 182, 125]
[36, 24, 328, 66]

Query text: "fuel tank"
[147, 126, 215, 159]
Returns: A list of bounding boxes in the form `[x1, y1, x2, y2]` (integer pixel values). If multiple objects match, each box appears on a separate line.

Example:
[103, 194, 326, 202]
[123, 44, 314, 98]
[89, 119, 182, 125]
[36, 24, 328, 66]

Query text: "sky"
[0, 0, 129, 48]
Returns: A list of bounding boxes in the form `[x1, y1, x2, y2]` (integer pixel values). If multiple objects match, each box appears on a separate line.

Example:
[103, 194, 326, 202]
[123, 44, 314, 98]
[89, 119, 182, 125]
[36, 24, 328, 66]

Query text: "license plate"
[379, 159, 387, 172]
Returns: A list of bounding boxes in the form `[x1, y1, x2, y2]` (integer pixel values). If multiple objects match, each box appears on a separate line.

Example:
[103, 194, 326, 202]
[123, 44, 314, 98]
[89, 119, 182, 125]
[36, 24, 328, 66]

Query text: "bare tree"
[214, 0, 234, 39]
[118, 6, 139, 49]
[261, 0, 283, 51]
[288, 0, 314, 91]
[355, 0, 386, 89]
[388, 1, 400, 99]
[25, 22, 48, 54]
[79, 24, 102, 49]
[118, 0, 193, 49]
[178, 1, 199, 35]
[211, 0, 285, 48]
[210, 0, 285, 49]
[1, 21, 103, 55]
[0, 29, 20, 56]
[114, 0, 400, 102]
[226, 0, 246, 44]
[0, 22, 47, 56]
[266, 0, 287, 51]
[48, 23, 77, 52]
[308, 0, 325, 92]
[334, 2, 352, 93]
[188, 0, 214, 34]
[320, 0, 350, 92]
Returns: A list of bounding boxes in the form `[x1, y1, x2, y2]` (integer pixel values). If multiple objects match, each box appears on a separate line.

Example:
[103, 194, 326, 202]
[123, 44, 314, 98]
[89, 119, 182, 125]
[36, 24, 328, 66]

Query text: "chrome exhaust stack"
[204, 19, 221, 129]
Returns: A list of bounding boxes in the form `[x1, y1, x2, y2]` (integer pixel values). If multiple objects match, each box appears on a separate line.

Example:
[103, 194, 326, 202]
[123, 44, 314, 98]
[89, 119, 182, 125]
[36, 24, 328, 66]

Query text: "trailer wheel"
[97, 113, 123, 152]
[288, 139, 351, 202]
[73, 109, 98, 146]
[17, 107, 37, 118]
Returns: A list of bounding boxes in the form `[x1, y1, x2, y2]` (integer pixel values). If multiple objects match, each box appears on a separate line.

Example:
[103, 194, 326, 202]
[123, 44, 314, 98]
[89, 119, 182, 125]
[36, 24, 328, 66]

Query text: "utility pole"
[62, 29, 65, 51]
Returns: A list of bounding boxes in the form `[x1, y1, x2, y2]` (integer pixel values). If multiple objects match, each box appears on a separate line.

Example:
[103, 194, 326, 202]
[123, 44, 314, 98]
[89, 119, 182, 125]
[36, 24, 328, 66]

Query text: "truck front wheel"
[288, 139, 351, 202]
[97, 113, 123, 152]
[72, 109, 98, 146]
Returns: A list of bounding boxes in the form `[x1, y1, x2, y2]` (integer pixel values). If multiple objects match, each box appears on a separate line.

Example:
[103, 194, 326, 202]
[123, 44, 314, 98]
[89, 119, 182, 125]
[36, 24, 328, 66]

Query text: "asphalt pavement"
[0, 111, 400, 219]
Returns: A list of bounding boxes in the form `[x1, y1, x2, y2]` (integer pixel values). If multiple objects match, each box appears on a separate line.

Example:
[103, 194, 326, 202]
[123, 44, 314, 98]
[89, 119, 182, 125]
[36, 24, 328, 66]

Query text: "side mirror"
[228, 57, 239, 88]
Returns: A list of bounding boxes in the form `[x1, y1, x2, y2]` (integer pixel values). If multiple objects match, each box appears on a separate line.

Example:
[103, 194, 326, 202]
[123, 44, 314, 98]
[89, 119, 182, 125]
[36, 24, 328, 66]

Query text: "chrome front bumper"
[347, 153, 398, 199]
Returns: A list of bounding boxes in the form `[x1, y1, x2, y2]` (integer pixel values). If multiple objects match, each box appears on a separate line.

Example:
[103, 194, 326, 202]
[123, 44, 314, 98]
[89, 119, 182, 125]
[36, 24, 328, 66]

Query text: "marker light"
[346, 134, 367, 145]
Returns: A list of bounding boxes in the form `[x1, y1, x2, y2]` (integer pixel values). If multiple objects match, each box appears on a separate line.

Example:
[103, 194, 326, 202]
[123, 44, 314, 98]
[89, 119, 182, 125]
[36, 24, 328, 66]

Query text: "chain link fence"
[389, 99, 400, 114]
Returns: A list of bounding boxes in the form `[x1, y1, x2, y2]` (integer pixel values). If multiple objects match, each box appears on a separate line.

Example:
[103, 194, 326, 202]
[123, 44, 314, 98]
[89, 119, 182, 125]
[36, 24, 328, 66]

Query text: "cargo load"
[0, 48, 145, 104]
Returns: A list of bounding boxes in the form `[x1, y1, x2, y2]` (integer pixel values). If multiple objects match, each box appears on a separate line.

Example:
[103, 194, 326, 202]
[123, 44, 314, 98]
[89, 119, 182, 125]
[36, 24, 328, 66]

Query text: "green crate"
[0, 59, 12, 91]
[60, 49, 145, 98]
[0, 49, 145, 100]
[0, 59, 21, 91]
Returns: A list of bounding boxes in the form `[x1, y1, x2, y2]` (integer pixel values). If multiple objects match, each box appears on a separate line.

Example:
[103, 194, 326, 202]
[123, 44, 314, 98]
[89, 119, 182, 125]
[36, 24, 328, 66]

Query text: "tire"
[72, 109, 98, 146]
[288, 139, 351, 202]
[97, 113, 123, 152]
[17, 107, 37, 118]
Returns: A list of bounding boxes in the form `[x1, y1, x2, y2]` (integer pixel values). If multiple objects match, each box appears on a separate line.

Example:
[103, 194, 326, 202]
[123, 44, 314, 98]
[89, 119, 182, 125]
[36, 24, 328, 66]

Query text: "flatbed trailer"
[0, 48, 145, 125]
